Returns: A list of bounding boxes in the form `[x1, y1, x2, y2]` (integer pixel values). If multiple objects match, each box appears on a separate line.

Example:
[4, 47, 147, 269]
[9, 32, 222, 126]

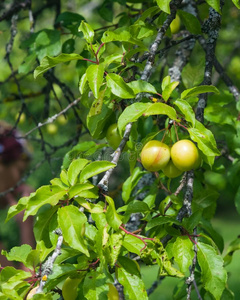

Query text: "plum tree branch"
[98, 0, 183, 192]
[196, 4, 223, 123]
[36, 229, 63, 294]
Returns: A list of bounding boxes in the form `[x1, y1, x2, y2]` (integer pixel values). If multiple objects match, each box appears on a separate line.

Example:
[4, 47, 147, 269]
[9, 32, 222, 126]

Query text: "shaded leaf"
[34, 53, 84, 78]
[178, 10, 202, 34]
[117, 256, 148, 300]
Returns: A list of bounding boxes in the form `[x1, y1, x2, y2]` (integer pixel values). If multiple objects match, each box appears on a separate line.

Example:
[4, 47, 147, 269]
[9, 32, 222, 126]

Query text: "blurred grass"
[141, 210, 240, 299]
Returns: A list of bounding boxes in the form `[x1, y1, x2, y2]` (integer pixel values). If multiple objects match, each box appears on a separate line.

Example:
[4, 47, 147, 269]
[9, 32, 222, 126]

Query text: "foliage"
[0, 0, 240, 299]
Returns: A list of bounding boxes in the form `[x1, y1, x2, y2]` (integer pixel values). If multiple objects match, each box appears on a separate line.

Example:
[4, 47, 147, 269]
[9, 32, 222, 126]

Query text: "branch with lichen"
[36, 229, 63, 294]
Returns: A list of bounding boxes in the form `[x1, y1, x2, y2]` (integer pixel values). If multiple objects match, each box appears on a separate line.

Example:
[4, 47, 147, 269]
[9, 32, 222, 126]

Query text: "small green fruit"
[108, 283, 119, 300]
[170, 15, 181, 34]
[46, 123, 58, 135]
[162, 160, 183, 178]
[106, 123, 128, 150]
[62, 277, 82, 300]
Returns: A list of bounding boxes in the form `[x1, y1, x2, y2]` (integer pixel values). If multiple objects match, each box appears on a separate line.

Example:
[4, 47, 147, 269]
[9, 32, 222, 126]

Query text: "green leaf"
[1, 244, 32, 264]
[103, 53, 123, 67]
[26, 250, 40, 270]
[118, 102, 178, 134]
[34, 53, 84, 78]
[127, 80, 157, 94]
[182, 60, 205, 89]
[80, 161, 116, 183]
[189, 120, 220, 158]
[79, 73, 88, 94]
[101, 28, 146, 48]
[83, 270, 108, 300]
[99, 0, 113, 22]
[162, 81, 179, 102]
[117, 256, 148, 300]
[62, 38, 75, 54]
[197, 242, 227, 300]
[232, 0, 240, 9]
[86, 63, 104, 99]
[6, 195, 29, 222]
[122, 167, 146, 203]
[18, 52, 37, 74]
[33, 206, 58, 245]
[106, 73, 135, 99]
[109, 233, 123, 267]
[122, 234, 145, 255]
[156, 0, 171, 14]
[200, 218, 224, 253]
[78, 21, 95, 43]
[24, 185, 67, 220]
[205, 0, 221, 13]
[88, 89, 105, 117]
[181, 85, 219, 99]
[68, 183, 96, 199]
[205, 103, 235, 126]
[144, 103, 179, 120]
[55, 12, 85, 29]
[167, 237, 194, 273]
[125, 200, 150, 214]
[174, 99, 196, 127]
[58, 205, 89, 256]
[161, 75, 171, 91]
[118, 102, 150, 134]
[87, 102, 114, 139]
[235, 185, 240, 214]
[178, 10, 202, 34]
[67, 158, 89, 185]
[146, 216, 180, 231]
[105, 195, 122, 230]
[224, 237, 240, 266]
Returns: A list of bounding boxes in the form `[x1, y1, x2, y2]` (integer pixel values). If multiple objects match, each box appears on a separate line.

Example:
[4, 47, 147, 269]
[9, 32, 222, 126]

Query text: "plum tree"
[140, 140, 171, 171]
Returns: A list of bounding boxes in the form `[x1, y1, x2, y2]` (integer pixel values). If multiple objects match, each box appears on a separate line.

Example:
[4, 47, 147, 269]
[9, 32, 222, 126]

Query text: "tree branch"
[36, 229, 63, 294]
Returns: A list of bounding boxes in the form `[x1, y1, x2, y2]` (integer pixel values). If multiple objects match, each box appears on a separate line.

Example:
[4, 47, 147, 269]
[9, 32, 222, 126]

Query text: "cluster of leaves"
[1, 0, 240, 300]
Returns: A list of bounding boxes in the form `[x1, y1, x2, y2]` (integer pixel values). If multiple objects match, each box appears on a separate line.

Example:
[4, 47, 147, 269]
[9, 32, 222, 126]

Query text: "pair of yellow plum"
[140, 140, 200, 178]
[106, 124, 200, 178]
